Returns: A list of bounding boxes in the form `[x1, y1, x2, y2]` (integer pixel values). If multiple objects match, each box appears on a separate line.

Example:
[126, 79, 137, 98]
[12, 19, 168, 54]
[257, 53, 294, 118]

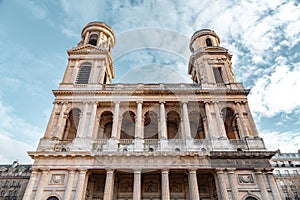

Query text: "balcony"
[37, 137, 266, 153]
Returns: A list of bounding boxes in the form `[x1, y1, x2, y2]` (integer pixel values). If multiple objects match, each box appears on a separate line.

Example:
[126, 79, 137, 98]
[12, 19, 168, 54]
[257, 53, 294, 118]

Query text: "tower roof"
[190, 29, 220, 52]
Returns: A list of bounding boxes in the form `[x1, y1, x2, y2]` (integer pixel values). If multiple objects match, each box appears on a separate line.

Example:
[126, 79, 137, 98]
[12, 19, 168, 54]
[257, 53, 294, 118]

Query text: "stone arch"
[62, 108, 81, 140]
[121, 110, 136, 139]
[206, 37, 212, 46]
[144, 110, 158, 139]
[166, 110, 181, 139]
[98, 111, 113, 139]
[88, 33, 98, 46]
[189, 111, 205, 139]
[46, 194, 61, 200]
[243, 194, 260, 200]
[222, 107, 240, 139]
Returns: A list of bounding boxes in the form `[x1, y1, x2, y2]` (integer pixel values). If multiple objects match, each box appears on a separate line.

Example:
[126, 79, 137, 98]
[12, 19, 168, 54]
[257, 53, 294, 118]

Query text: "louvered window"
[213, 67, 224, 84]
[76, 64, 91, 84]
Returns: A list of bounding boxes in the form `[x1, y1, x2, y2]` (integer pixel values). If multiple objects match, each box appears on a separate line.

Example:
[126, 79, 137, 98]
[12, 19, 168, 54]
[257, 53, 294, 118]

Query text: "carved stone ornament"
[144, 181, 159, 193]
[170, 181, 183, 193]
[238, 174, 254, 184]
[50, 174, 65, 184]
[119, 181, 133, 193]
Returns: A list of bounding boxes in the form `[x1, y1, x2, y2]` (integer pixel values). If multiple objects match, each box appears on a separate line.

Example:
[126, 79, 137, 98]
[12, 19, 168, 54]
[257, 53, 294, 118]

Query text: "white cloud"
[0, 98, 42, 163]
[15, 0, 48, 20]
[249, 62, 300, 117]
[260, 130, 300, 153]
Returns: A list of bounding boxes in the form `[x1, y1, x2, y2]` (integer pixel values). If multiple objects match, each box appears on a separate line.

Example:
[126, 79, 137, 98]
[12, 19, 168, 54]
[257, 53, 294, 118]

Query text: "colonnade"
[45, 100, 258, 141]
[23, 167, 281, 200]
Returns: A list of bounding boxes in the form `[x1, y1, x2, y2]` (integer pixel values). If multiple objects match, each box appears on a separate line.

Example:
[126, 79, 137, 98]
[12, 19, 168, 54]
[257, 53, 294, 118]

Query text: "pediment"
[67, 44, 108, 55]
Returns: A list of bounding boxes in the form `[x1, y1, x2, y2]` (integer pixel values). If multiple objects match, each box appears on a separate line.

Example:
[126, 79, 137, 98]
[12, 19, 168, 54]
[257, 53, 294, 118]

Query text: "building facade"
[0, 161, 31, 200]
[271, 151, 300, 200]
[23, 22, 282, 200]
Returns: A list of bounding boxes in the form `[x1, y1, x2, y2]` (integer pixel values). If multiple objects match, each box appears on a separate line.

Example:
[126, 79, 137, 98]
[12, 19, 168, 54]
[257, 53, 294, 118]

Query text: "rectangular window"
[213, 67, 224, 84]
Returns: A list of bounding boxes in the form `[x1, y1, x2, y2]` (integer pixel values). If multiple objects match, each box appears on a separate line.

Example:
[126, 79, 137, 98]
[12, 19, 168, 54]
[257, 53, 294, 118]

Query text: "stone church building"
[22, 22, 282, 200]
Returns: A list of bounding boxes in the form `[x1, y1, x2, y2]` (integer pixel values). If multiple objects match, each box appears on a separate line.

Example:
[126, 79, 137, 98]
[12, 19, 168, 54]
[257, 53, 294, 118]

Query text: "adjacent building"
[20, 22, 283, 200]
[0, 161, 31, 200]
[271, 151, 300, 200]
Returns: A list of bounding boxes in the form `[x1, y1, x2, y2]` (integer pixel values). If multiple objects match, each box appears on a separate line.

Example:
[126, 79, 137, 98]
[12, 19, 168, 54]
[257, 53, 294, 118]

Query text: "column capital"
[136, 100, 143, 104]
[227, 168, 236, 173]
[134, 169, 142, 174]
[106, 169, 115, 174]
[161, 169, 169, 173]
[181, 100, 189, 104]
[188, 169, 198, 173]
[114, 100, 121, 104]
[216, 168, 225, 173]
[254, 168, 264, 173]
[159, 100, 166, 104]
[67, 169, 76, 173]
[78, 168, 88, 173]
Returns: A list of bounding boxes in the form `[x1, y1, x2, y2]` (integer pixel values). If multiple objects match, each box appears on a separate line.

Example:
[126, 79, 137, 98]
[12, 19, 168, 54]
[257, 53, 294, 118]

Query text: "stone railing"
[58, 82, 245, 91]
[37, 137, 266, 153]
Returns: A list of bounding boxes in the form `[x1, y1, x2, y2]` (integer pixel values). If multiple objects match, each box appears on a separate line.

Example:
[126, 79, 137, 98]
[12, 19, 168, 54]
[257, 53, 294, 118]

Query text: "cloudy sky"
[0, 0, 299, 163]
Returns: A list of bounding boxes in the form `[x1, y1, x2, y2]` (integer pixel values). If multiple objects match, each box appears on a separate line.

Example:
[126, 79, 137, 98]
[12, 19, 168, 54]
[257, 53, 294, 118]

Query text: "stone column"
[35, 169, 49, 200]
[213, 102, 227, 138]
[161, 170, 170, 200]
[244, 102, 259, 137]
[56, 102, 67, 139]
[104, 170, 115, 200]
[84, 31, 90, 44]
[77, 102, 88, 138]
[255, 170, 270, 200]
[99, 62, 107, 84]
[188, 169, 200, 200]
[216, 169, 229, 200]
[236, 102, 249, 138]
[62, 59, 73, 83]
[135, 101, 143, 139]
[111, 101, 120, 138]
[71, 60, 80, 83]
[23, 169, 39, 200]
[75, 169, 87, 200]
[205, 102, 215, 138]
[133, 170, 141, 200]
[182, 101, 192, 139]
[64, 169, 76, 200]
[202, 116, 209, 139]
[267, 171, 281, 200]
[44, 102, 59, 138]
[227, 169, 239, 200]
[88, 102, 97, 138]
[160, 101, 167, 139]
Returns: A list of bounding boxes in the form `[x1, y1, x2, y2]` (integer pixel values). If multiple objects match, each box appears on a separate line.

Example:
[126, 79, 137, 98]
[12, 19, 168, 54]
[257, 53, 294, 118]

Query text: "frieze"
[238, 174, 254, 184]
[50, 174, 65, 184]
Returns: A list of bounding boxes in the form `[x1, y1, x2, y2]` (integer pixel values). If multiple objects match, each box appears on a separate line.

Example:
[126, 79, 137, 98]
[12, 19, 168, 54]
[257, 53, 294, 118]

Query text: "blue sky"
[0, 0, 299, 163]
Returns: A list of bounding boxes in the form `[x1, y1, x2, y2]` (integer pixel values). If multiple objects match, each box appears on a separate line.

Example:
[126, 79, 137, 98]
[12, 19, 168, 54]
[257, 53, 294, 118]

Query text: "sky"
[0, 0, 299, 164]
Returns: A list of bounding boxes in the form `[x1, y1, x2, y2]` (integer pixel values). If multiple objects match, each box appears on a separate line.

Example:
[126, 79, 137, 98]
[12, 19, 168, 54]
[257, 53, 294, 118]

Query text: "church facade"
[23, 22, 281, 200]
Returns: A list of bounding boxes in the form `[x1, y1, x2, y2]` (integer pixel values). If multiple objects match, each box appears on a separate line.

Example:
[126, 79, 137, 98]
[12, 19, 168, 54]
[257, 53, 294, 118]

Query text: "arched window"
[206, 38, 212, 46]
[47, 196, 59, 200]
[88, 34, 98, 46]
[167, 111, 181, 139]
[245, 197, 258, 200]
[121, 111, 135, 139]
[189, 111, 205, 139]
[144, 111, 158, 139]
[98, 111, 113, 139]
[63, 108, 81, 140]
[222, 107, 240, 139]
[76, 63, 91, 84]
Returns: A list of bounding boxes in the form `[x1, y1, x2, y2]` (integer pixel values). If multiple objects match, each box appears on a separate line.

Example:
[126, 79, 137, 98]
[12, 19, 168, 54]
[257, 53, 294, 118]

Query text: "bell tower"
[60, 21, 116, 86]
[188, 29, 236, 86]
